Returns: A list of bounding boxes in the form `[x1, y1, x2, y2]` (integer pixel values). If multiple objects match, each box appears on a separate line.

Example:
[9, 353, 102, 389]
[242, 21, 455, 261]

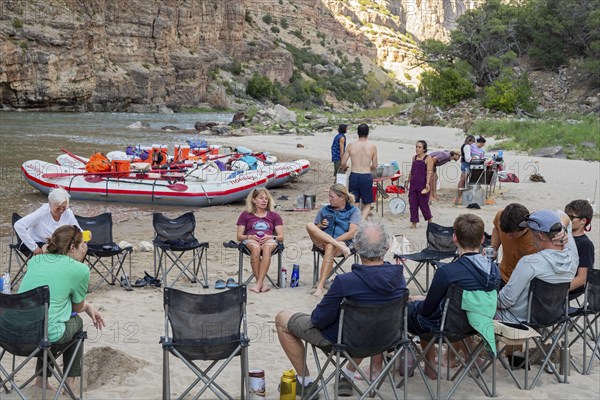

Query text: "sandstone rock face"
[0, 0, 474, 110]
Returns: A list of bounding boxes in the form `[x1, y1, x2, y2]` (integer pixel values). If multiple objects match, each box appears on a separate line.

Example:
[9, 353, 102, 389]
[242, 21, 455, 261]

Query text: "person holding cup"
[236, 188, 284, 293]
[306, 184, 361, 297]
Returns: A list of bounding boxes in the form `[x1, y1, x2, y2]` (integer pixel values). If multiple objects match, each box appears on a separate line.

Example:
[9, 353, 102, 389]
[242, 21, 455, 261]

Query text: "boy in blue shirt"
[331, 124, 348, 179]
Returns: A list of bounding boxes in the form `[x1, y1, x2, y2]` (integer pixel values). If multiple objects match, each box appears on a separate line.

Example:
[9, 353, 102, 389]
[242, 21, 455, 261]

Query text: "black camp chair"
[568, 269, 600, 375]
[403, 285, 493, 400]
[394, 222, 457, 295]
[311, 244, 359, 288]
[495, 279, 570, 390]
[223, 240, 285, 288]
[7, 213, 33, 290]
[160, 286, 249, 399]
[76, 213, 134, 292]
[0, 286, 87, 400]
[306, 292, 415, 400]
[153, 212, 209, 289]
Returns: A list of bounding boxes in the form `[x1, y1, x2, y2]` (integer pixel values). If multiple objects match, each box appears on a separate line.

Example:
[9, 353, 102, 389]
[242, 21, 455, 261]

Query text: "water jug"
[279, 369, 296, 400]
[280, 267, 287, 288]
[290, 264, 300, 288]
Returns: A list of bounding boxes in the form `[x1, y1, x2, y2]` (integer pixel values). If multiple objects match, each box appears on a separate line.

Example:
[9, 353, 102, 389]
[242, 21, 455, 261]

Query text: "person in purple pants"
[406, 140, 434, 228]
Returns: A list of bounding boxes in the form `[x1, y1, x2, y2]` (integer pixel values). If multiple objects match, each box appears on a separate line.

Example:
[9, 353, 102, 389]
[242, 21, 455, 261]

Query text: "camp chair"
[76, 213, 134, 292]
[394, 222, 457, 295]
[223, 240, 285, 288]
[495, 279, 570, 391]
[160, 286, 249, 400]
[311, 244, 359, 288]
[7, 213, 33, 290]
[404, 285, 493, 400]
[0, 286, 87, 400]
[305, 292, 415, 400]
[568, 269, 600, 375]
[153, 212, 209, 289]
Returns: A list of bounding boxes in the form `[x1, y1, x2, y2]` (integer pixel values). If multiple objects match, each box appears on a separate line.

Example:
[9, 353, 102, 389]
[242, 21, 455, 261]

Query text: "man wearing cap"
[496, 210, 579, 323]
[331, 124, 348, 180]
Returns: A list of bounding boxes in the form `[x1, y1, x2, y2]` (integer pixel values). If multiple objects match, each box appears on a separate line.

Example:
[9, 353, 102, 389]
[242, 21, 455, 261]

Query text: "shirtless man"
[340, 124, 378, 220]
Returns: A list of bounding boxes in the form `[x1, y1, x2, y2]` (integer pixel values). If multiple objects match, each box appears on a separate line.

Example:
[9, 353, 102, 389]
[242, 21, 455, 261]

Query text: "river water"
[0, 111, 233, 236]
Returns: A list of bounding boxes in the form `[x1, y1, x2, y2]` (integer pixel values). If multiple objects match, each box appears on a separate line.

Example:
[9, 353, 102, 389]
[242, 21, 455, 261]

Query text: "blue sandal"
[226, 278, 239, 289]
[215, 279, 226, 290]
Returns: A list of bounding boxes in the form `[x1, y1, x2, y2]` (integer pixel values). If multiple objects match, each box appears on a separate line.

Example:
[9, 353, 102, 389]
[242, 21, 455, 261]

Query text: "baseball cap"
[518, 210, 561, 232]
[338, 124, 348, 133]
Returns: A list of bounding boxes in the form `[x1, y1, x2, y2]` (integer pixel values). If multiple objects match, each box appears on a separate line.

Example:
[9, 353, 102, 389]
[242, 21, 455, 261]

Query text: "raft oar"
[60, 148, 88, 164]
[42, 170, 185, 179]
[104, 178, 188, 192]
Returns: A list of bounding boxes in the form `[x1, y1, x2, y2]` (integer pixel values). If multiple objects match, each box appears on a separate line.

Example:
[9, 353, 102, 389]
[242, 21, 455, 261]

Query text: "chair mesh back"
[153, 212, 196, 243]
[165, 286, 245, 361]
[0, 286, 48, 356]
[528, 278, 569, 326]
[76, 213, 114, 246]
[425, 222, 456, 254]
[442, 285, 476, 338]
[340, 292, 408, 358]
[11, 212, 24, 247]
[586, 269, 600, 312]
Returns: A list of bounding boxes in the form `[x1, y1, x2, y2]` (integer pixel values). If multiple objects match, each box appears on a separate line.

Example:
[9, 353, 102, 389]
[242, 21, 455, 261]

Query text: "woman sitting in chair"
[306, 184, 361, 297]
[237, 187, 284, 293]
[15, 187, 81, 256]
[18, 225, 105, 391]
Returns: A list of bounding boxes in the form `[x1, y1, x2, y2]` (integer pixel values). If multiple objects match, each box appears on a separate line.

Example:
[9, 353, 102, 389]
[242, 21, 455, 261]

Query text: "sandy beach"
[4, 125, 600, 399]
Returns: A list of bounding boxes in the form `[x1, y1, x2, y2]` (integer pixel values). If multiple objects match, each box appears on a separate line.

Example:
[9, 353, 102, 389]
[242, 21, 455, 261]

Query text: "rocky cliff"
[0, 0, 475, 111]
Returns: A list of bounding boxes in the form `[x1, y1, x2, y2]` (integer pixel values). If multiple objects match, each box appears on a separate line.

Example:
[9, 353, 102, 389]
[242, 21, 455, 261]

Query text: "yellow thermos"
[279, 369, 297, 400]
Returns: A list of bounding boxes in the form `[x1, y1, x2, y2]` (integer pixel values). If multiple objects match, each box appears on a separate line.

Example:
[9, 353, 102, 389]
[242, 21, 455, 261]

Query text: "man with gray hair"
[276, 219, 406, 397]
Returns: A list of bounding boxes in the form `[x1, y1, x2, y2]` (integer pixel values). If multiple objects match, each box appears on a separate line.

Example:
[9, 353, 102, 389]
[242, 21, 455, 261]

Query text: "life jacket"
[320, 203, 358, 239]
[85, 152, 111, 173]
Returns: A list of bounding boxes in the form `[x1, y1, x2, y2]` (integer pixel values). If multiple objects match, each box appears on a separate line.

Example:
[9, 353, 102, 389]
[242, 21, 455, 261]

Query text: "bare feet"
[311, 288, 324, 297]
[35, 378, 57, 392]
[338, 242, 351, 258]
[430, 196, 438, 201]
[424, 367, 437, 380]
[249, 285, 261, 293]
[260, 285, 270, 293]
[410, 223, 417, 229]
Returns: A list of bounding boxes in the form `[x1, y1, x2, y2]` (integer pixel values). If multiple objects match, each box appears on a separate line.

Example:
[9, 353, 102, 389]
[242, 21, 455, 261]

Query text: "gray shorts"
[287, 313, 333, 349]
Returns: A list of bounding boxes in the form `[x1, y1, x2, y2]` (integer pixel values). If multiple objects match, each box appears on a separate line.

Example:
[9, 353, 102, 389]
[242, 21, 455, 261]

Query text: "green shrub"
[271, 26, 280, 33]
[291, 29, 304, 40]
[482, 70, 537, 113]
[245, 11, 252, 24]
[262, 14, 273, 24]
[12, 18, 23, 28]
[246, 74, 273, 100]
[280, 18, 289, 29]
[419, 61, 475, 107]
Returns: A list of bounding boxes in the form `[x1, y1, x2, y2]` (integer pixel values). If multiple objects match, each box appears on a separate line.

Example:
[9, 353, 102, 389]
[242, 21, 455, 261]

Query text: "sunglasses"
[567, 214, 583, 221]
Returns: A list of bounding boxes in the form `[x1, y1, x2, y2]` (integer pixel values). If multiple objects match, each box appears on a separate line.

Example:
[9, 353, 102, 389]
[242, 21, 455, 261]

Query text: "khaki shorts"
[287, 313, 333, 349]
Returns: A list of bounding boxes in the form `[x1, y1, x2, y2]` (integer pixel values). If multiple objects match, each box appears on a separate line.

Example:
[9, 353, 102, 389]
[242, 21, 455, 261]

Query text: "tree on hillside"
[450, 0, 521, 86]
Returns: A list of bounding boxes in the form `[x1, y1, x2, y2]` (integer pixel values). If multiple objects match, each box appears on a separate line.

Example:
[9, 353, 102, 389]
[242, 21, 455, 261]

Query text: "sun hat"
[518, 210, 561, 232]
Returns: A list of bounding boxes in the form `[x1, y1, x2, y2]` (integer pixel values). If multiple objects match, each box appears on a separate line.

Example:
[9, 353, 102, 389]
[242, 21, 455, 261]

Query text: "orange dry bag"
[85, 152, 111, 173]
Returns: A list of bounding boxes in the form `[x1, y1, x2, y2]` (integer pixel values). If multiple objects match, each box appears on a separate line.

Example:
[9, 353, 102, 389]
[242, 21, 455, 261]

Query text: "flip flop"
[223, 240, 239, 249]
[215, 279, 226, 290]
[132, 278, 148, 288]
[226, 277, 239, 288]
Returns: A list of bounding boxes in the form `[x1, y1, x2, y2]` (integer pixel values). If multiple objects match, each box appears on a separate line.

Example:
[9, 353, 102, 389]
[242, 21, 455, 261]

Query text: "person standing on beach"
[340, 124, 378, 220]
[428, 149, 460, 201]
[406, 140, 434, 229]
[331, 124, 348, 180]
[454, 134, 475, 205]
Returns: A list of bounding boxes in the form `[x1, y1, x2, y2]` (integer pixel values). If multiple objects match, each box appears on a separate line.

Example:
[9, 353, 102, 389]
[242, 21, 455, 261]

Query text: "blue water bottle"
[290, 264, 300, 288]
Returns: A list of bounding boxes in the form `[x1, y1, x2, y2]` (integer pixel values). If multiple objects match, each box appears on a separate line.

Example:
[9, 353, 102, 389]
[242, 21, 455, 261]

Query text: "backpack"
[85, 152, 111, 173]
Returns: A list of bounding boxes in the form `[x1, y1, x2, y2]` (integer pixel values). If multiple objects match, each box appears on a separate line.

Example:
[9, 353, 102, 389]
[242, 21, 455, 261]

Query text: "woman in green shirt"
[19, 224, 105, 392]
